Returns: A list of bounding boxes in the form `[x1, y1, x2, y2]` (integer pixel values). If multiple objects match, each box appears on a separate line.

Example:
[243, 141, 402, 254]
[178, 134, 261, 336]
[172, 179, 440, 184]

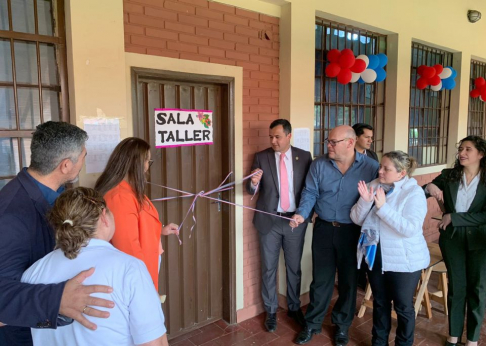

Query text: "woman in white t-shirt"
[21, 187, 168, 346]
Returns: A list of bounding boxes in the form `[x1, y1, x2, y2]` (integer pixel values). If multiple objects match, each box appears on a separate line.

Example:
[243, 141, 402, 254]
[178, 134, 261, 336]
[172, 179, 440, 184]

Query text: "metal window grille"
[0, 0, 68, 189]
[314, 18, 386, 157]
[468, 60, 486, 137]
[408, 42, 452, 167]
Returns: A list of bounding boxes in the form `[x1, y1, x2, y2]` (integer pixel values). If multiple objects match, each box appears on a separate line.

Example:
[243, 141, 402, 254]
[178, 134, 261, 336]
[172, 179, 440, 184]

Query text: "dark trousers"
[304, 218, 361, 330]
[259, 216, 307, 313]
[366, 244, 421, 346]
[439, 229, 486, 341]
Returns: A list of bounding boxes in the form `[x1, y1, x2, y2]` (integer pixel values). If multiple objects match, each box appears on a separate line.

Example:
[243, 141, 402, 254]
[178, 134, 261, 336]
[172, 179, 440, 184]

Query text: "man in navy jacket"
[0, 122, 114, 345]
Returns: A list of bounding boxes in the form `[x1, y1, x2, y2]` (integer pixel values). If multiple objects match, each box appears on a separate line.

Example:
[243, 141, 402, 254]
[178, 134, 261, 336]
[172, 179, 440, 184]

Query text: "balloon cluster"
[324, 49, 388, 85]
[416, 65, 457, 91]
[470, 77, 486, 101]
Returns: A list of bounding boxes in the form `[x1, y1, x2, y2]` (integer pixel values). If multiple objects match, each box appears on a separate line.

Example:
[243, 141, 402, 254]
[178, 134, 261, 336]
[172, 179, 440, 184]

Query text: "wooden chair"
[428, 261, 448, 315]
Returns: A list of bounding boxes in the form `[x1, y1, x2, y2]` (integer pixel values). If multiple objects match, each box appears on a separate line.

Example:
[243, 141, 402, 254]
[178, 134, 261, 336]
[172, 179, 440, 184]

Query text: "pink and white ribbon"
[150, 171, 295, 244]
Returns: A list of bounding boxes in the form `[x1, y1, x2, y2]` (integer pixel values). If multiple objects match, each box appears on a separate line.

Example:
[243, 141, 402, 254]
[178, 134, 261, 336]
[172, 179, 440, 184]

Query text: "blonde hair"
[48, 187, 106, 259]
[382, 150, 418, 177]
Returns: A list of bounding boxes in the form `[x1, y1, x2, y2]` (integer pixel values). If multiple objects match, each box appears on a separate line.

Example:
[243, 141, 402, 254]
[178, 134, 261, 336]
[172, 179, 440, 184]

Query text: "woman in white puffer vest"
[350, 150, 430, 346]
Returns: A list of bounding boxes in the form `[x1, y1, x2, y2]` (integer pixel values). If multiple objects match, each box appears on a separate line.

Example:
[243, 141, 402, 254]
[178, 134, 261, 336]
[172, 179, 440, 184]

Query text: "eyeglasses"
[148, 159, 154, 168]
[324, 138, 350, 147]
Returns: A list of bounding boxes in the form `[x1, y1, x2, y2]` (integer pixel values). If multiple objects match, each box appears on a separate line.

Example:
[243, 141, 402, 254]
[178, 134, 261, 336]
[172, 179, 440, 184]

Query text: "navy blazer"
[246, 146, 313, 234]
[0, 169, 66, 345]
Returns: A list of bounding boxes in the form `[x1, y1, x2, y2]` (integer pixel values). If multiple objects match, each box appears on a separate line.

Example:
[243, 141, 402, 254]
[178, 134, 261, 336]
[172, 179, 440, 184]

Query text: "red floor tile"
[170, 277, 457, 346]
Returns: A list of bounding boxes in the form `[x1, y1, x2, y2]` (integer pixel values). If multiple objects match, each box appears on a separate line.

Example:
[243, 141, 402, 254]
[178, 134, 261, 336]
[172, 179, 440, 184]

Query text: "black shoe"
[294, 326, 321, 345]
[335, 327, 349, 346]
[445, 341, 457, 346]
[264, 312, 277, 332]
[287, 308, 306, 327]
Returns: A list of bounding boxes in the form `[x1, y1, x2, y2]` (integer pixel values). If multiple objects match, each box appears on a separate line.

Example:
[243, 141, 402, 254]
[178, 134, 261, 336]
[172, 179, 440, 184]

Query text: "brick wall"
[414, 172, 441, 242]
[123, 0, 279, 318]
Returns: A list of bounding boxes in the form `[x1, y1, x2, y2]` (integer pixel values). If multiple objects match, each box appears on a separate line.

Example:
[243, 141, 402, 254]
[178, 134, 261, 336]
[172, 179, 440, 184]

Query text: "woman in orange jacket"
[95, 137, 178, 290]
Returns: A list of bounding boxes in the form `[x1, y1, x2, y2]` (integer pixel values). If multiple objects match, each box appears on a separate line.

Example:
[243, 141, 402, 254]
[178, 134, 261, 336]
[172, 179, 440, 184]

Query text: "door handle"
[210, 192, 228, 212]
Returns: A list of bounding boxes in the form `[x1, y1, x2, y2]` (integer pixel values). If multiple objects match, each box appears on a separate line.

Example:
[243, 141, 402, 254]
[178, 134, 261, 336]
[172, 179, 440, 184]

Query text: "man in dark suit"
[0, 121, 114, 345]
[352, 123, 378, 162]
[246, 119, 312, 332]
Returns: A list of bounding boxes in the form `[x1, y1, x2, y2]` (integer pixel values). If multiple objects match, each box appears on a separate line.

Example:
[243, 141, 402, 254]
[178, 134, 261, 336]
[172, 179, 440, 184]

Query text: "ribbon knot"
[150, 171, 295, 245]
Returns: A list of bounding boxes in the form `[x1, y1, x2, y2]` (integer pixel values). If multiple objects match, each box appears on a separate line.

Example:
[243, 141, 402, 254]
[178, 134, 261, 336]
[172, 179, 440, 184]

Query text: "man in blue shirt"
[0, 121, 114, 345]
[290, 125, 379, 345]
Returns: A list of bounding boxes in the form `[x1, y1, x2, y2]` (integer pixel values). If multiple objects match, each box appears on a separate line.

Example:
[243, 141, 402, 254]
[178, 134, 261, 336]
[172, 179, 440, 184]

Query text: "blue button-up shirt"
[24, 168, 64, 206]
[296, 152, 379, 223]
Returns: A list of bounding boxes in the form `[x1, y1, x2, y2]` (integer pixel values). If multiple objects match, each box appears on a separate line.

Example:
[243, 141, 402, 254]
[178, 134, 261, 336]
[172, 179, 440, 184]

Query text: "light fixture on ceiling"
[468, 10, 481, 23]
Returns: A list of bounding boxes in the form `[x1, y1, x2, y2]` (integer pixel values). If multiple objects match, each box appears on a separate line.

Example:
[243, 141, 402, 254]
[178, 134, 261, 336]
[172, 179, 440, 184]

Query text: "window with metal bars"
[468, 60, 486, 137]
[314, 18, 386, 157]
[408, 43, 452, 167]
[0, 0, 68, 190]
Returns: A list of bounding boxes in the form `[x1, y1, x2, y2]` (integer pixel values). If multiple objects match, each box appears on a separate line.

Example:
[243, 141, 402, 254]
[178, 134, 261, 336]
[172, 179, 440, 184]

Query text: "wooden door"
[135, 75, 233, 339]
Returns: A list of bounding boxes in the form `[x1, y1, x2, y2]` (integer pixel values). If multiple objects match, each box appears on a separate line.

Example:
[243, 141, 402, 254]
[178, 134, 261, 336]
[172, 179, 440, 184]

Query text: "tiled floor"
[169, 283, 482, 346]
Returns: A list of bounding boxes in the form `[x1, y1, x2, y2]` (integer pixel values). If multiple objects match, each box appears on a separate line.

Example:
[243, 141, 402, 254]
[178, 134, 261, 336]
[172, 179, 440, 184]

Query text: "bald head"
[327, 125, 356, 162]
[329, 125, 356, 140]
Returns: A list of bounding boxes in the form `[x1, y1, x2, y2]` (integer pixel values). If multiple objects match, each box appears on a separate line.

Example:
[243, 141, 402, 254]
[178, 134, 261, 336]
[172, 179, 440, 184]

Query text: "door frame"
[131, 67, 237, 325]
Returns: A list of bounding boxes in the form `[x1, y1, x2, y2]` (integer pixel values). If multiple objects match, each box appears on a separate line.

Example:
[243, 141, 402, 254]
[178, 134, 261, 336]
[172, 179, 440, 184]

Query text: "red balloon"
[337, 68, 352, 84]
[481, 88, 486, 101]
[433, 64, 443, 76]
[471, 89, 481, 98]
[417, 65, 427, 76]
[416, 77, 428, 90]
[429, 75, 441, 86]
[422, 67, 436, 79]
[350, 59, 366, 73]
[325, 62, 341, 78]
[341, 48, 354, 56]
[475, 77, 486, 88]
[339, 53, 356, 69]
[327, 49, 341, 63]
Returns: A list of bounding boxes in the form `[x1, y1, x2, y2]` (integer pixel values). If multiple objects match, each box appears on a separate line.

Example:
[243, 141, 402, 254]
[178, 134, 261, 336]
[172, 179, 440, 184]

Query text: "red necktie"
[280, 153, 290, 212]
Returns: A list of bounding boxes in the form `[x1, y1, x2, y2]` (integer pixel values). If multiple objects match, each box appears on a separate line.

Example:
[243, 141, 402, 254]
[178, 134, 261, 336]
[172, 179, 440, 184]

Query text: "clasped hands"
[357, 180, 386, 209]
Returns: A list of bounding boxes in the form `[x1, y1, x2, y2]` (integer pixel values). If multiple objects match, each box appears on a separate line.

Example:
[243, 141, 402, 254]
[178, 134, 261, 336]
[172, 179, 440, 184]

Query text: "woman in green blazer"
[425, 136, 486, 346]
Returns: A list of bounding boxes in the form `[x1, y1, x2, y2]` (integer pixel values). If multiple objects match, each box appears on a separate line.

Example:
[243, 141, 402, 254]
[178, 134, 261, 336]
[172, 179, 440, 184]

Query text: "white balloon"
[350, 72, 361, 83]
[481, 95, 485, 102]
[356, 55, 369, 68]
[439, 68, 452, 79]
[361, 69, 377, 83]
[431, 81, 442, 91]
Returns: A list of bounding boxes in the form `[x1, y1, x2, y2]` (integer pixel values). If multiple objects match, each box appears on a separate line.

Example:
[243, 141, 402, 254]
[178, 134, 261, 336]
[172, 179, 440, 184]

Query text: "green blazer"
[427, 169, 486, 250]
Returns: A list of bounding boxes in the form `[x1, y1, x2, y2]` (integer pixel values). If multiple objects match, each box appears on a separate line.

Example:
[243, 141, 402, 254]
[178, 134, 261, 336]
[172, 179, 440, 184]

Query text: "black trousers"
[366, 244, 421, 346]
[439, 228, 486, 341]
[304, 218, 361, 330]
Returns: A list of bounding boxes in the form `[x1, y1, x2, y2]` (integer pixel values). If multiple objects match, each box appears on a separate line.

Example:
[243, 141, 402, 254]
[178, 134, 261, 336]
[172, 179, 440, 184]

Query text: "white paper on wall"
[293, 128, 310, 152]
[83, 118, 120, 174]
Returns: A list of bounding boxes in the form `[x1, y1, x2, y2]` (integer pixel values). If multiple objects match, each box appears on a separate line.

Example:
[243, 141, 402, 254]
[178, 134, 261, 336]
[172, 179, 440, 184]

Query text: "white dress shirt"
[275, 147, 296, 212]
[456, 173, 480, 212]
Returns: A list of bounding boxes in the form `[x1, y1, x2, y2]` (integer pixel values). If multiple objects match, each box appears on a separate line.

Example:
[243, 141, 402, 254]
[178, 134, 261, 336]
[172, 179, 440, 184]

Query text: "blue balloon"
[358, 77, 365, 84]
[377, 53, 388, 68]
[442, 78, 456, 90]
[367, 55, 379, 70]
[450, 68, 457, 79]
[375, 68, 387, 82]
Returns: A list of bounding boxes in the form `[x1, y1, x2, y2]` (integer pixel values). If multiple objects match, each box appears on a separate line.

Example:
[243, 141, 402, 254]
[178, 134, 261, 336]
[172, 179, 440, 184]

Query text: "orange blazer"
[104, 180, 162, 290]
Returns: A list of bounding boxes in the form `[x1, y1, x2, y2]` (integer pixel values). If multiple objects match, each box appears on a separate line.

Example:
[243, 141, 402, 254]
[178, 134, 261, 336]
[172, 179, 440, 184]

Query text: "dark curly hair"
[448, 135, 486, 185]
[48, 187, 106, 259]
